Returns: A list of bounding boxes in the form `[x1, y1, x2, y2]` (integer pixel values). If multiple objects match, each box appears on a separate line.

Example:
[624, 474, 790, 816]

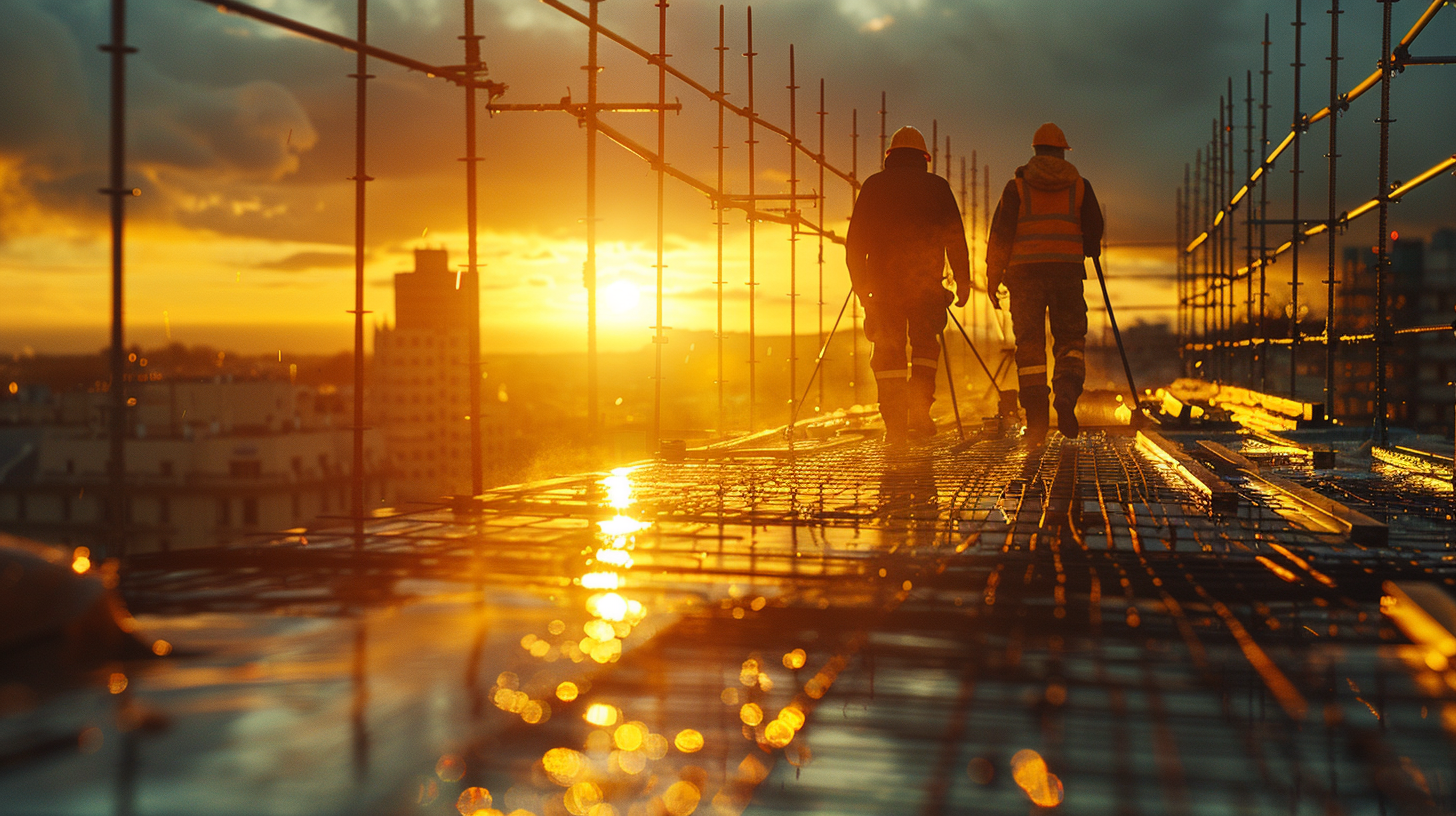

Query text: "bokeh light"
[456, 787, 493, 815]
[674, 729, 704, 753]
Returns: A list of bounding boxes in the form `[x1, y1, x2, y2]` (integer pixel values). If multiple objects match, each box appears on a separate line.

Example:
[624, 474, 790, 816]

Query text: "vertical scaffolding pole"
[745, 8, 758, 430]
[970, 150, 978, 345]
[959, 156, 968, 368]
[850, 108, 860, 406]
[1290, 0, 1305, 397]
[878, 92, 886, 169]
[1226, 82, 1237, 381]
[585, 0, 601, 432]
[103, 0, 133, 560]
[349, 0, 370, 553]
[1259, 14, 1272, 390]
[1245, 70, 1256, 385]
[1195, 147, 1205, 359]
[931, 119, 938, 175]
[461, 0, 484, 496]
[983, 164, 991, 343]
[652, 0, 667, 451]
[1375, 0, 1395, 445]
[816, 79, 826, 411]
[1324, 0, 1342, 416]
[1177, 185, 1185, 372]
[787, 45, 799, 427]
[715, 5, 726, 434]
[1214, 108, 1224, 380]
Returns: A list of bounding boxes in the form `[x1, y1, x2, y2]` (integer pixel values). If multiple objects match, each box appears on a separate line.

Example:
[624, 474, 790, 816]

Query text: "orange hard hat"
[1032, 122, 1070, 149]
[887, 126, 930, 158]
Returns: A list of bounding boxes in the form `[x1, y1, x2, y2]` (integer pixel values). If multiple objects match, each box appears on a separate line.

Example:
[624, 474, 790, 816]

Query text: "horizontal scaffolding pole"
[539, 0, 861, 192]
[200, 0, 502, 91]
[591, 117, 846, 245]
[1189, 151, 1456, 285]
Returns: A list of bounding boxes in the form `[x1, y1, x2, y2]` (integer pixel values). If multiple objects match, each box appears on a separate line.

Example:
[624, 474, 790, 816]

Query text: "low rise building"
[0, 379, 387, 556]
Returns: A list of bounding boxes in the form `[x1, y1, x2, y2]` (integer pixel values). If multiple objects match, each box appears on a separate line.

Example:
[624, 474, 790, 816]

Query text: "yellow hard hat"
[1032, 122, 1070, 149]
[887, 126, 930, 158]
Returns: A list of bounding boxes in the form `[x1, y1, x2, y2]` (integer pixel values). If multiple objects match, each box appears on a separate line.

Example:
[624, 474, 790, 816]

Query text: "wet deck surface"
[4, 417, 1456, 815]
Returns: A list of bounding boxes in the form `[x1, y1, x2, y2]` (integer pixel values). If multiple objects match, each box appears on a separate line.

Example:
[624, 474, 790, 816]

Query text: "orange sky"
[2, 0, 1450, 354]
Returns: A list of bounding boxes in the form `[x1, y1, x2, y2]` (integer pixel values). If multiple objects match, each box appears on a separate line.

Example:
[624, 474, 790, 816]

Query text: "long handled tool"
[1092, 256, 1142, 414]
[788, 289, 855, 430]
[939, 331, 965, 440]
[946, 309, 1000, 388]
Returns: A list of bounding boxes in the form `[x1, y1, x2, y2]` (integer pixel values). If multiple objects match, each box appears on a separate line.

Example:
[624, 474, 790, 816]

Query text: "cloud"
[253, 250, 356, 271]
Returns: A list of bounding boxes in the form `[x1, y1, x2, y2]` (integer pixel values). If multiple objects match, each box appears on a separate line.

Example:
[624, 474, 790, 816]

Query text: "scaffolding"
[1177, 0, 1455, 447]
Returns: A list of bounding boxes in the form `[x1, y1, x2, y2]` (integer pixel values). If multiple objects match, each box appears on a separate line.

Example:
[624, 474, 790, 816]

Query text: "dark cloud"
[1, 0, 1452, 255]
[253, 250, 356, 271]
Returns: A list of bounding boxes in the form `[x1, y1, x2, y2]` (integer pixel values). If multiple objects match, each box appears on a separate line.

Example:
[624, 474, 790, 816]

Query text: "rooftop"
[4, 401, 1456, 815]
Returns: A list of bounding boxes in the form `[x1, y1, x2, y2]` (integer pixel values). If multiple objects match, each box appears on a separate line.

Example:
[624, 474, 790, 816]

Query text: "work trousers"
[1006, 275, 1087, 411]
[863, 288, 950, 399]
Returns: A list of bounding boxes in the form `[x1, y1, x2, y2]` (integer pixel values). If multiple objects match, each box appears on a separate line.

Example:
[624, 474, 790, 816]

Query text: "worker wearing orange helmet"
[847, 125, 972, 445]
[985, 123, 1104, 445]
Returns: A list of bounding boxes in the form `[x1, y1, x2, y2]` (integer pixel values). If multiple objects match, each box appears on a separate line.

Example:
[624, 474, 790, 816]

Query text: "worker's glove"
[987, 270, 1004, 311]
[954, 284, 969, 309]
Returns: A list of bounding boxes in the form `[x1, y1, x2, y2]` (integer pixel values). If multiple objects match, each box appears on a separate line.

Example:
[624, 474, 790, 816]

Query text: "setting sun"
[602, 280, 642, 316]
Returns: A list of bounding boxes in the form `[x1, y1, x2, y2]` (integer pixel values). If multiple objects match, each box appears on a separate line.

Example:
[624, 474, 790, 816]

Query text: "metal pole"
[103, 0, 133, 560]
[716, 5, 726, 434]
[1260, 14, 1272, 390]
[1195, 147, 1205, 360]
[787, 44, 799, 428]
[745, 7, 758, 430]
[586, 0, 601, 432]
[1093, 257, 1141, 407]
[817, 78, 826, 412]
[1226, 82, 1237, 383]
[462, 0, 483, 497]
[652, 0, 667, 452]
[959, 156, 969, 375]
[941, 333, 964, 441]
[850, 108, 860, 406]
[350, 0, 370, 553]
[1375, 0, 1395, 445]
[1324, 0, 1342, 417]
[1245, 70, 1256, 385]
[1291, 0, 1305, 397]
[970, 150, 978, 346]
[878, 91, 886, 169]
[1177, 185, 1184, 372]
[1214, 106, 1224, 381]
[931, 119, 938, 175]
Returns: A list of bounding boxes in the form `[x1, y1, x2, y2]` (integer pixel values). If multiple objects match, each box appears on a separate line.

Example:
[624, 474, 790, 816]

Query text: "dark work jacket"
[985, 156, 1104, 282]
[846, 148, 971, 301]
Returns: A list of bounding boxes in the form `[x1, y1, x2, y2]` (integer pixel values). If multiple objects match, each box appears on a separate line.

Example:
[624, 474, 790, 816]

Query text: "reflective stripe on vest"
[1009, 178, 1085, 266]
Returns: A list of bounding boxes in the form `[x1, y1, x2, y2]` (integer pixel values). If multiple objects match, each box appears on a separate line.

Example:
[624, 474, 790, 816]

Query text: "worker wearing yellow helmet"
[985, 123, 1104, 445]
[846, 125, 972, 446]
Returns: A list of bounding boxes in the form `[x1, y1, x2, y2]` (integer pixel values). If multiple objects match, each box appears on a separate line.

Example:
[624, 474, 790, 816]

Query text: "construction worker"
[985, 122, 1104, 444]
[846, 126, 971, 445]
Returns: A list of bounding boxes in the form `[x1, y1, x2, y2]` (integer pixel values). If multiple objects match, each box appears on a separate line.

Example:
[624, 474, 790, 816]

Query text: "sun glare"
[602, 280, 641, 315]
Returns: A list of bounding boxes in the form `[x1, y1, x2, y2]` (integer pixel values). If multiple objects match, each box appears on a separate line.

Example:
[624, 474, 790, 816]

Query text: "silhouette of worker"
[846, 126, 971, 446]
[985, 123, 1104, 445]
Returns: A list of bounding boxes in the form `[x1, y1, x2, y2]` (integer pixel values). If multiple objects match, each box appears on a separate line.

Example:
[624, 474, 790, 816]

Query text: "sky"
[1, 0, 1452, 355]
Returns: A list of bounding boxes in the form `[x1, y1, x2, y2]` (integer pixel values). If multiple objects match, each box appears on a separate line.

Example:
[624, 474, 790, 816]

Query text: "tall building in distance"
[1336, 228, 1456, 434]
[374, 248, 481, 502]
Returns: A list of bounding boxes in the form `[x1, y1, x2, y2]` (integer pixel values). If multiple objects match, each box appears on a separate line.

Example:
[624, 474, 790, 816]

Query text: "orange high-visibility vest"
[1009, 178, 1085, 266]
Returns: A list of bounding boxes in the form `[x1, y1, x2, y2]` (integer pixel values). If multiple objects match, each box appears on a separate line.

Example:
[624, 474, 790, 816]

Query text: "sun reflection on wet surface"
[9, 424, 1456, 815]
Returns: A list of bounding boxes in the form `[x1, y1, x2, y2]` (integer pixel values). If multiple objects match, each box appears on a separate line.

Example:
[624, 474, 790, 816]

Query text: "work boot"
[877, 377, 909, 447]
[906, 370, 937, 440]
[1054, 395, 1079, 439]
[1022, 388, 1049, 447]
